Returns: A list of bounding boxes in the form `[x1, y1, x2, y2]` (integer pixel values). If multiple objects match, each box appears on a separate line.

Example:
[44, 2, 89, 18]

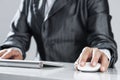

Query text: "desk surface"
[0, 61, 119, 80]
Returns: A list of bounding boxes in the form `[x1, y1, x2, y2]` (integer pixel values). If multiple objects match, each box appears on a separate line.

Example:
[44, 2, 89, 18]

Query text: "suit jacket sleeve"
[87, 0, 118, 67]
[0, 0, 31, 59]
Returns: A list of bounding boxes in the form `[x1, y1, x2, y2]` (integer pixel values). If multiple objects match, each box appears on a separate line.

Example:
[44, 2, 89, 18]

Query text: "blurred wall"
[109, 0, 120, 67]
[0, 0, 119, 65]
[0, 0, 37, 60]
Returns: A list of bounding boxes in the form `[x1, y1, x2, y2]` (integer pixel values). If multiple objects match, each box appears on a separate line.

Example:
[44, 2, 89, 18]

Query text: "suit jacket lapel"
[48, 0, 71, 19]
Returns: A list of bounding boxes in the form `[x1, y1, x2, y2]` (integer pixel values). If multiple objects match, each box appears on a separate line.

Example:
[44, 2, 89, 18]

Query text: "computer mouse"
[77, 62, 101, 72]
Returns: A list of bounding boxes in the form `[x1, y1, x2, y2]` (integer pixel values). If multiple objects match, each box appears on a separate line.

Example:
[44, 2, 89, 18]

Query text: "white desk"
[0, 61, 119, 80]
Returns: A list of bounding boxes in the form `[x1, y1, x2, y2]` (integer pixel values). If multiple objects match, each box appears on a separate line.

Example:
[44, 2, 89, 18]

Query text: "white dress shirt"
[13, 0, 111, 60]
[44, 0, 56, 21]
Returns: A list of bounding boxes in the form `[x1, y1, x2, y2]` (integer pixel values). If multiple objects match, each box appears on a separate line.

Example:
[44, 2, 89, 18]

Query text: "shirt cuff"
[99, 49, 111, 61]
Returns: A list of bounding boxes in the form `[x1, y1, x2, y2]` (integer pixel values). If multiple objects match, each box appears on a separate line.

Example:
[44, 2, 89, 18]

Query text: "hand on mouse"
[74, 47, 110, 72]
[0, 48, 23, 60]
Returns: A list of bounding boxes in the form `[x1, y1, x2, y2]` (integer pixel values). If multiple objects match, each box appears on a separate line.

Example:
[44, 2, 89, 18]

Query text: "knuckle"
[11, 49, 15, 52]
[82, 47, 91, 54]
[93, 49, 102, 56]
[84, 47, 90, 50]
[6, 48, 15, 55]
[93, 48, 99, 52]
[8, 48, 13, 52]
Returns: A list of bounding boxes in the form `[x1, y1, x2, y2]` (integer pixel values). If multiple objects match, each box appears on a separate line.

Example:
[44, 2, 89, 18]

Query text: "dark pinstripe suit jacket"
[0, 0, 118, 67]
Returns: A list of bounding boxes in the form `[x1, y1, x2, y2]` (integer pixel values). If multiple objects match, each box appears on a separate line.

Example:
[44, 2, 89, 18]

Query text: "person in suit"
[0, 0, 118, 72]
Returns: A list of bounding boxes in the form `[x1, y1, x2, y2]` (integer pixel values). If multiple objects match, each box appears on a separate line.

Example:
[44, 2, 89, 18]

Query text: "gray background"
[0, 0, 119, 66]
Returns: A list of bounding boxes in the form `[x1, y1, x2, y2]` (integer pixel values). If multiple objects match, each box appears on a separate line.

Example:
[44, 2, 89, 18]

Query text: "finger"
[11, 49, 23, 60]
[79, 47, 92, 66]
[74, 61, 79, 70]
[1, 52, 13, 59]
[100, 54, 110, 72]
[1, 49, 13, 59]
[0, 49, 7, 57]
[91, 48, 102, 67]
[11, 53, 23, 60]
[74, 56, 81, 70]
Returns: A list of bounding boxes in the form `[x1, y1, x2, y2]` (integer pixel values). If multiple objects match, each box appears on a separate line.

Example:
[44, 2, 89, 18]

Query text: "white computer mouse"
[77, 62, 101, 72]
